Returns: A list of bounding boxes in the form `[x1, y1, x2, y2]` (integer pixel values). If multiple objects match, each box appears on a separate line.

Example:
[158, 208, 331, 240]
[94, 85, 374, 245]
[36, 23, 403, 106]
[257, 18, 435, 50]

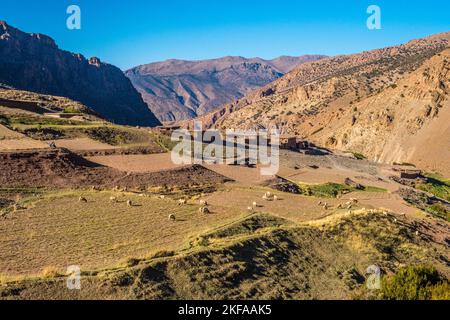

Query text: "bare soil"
[0, 149, 230, 189]
[0, 139, 48, 150]
[0, 124, 48, 150]
[48, 138, 118, 151]
[87, 153, 186, 173]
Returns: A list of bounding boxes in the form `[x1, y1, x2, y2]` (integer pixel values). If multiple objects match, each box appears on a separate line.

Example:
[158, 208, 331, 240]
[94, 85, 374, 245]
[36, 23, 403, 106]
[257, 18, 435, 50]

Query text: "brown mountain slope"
[307, 49, 450, 176]
[125, 55, 325, 122]
[192, 32, 450, 176]
[0, 21, 161, 127]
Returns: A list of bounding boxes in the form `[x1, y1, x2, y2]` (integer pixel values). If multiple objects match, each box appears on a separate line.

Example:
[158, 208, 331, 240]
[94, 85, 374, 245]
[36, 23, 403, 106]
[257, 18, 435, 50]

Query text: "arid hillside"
[192, 32, 450, 176]
[126, 55, 325, 122]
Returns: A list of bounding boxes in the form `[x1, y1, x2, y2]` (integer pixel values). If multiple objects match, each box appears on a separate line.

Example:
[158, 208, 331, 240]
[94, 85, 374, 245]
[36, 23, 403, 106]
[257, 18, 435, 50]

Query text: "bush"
[430, 282, 450, 300]
[125, 257, 140, 267]
[380, 266, 450, 300]
[0, 115, 9, 126]
[83, 127, 150, 146]
[352, 152, 367, 160]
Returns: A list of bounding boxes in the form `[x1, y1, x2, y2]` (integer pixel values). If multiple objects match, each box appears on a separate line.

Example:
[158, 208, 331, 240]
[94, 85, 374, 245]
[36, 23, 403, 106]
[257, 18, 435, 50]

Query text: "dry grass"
[0, 189, 246, 276]
[1, 208, 448, 300]
[41, 266, 61, 279]
[203, 185, 358, 223]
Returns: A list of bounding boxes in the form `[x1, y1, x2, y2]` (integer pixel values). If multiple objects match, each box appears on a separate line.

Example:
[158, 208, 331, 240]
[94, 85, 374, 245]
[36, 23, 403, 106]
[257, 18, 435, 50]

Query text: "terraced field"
[0, 189, 249, 276]
[0, 89, 448, 300]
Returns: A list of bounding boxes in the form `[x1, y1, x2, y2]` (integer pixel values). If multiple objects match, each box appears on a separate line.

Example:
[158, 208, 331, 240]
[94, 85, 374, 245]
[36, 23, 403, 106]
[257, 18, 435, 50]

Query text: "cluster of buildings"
[156, 125, 312, 151]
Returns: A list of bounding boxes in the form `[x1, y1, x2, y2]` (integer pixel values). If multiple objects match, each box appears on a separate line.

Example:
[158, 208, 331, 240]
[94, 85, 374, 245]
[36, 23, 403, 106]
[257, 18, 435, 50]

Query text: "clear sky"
[1, 0, 449, 70]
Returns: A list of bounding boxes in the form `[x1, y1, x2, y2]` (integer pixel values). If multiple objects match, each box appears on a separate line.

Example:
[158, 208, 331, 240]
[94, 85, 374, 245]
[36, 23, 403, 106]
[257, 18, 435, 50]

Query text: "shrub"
[109, 272, 134, 287]
[430, 282, 450, 300]
[380, 265, 449, 300]
[125, 257, 140, 267]
[352, 152, 367, 160]
[41, 266, 60, 278]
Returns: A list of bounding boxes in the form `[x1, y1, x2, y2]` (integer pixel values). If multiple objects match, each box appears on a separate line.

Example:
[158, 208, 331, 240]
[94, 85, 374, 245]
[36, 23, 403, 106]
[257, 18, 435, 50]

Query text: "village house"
[399, 169, 423, 180]
[279, 135, 298, 150]
[392, 166, 423, 180]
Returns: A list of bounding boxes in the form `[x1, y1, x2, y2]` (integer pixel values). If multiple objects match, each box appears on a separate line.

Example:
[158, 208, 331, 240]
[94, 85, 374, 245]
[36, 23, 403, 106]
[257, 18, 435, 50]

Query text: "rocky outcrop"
[0, 21, 161, 127]
[126, 55, 325, 122]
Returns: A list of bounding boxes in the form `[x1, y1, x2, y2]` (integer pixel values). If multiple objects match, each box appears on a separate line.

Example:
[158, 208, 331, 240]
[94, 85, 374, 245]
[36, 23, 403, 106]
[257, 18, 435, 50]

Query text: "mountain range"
[125, 55, 325, 122]
[1, 21, 449, 176]
[0, 21, 161, 127]
[189, 32, 450, 176]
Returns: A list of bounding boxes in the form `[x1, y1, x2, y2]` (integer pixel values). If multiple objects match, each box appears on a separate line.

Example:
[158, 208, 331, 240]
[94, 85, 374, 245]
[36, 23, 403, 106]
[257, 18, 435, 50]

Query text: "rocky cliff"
[0, 21, 160, 127]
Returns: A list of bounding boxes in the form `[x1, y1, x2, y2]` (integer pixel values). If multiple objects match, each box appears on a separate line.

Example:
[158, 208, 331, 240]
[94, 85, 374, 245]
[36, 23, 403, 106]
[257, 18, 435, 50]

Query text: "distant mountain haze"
[125, 55, 326, 122]
[0, 21, 161, 127]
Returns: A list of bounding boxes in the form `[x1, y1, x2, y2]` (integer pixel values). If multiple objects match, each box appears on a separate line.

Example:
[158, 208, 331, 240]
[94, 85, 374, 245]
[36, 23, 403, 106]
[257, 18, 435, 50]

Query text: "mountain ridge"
[126, 55, 326, 122]
[186, 31, 450, 175]
[0, 21, 161, 127]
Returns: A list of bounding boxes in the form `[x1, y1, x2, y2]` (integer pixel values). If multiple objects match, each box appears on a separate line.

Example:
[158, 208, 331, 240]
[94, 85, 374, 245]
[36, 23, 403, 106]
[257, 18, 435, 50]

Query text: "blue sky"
[1, 0, 449, 70]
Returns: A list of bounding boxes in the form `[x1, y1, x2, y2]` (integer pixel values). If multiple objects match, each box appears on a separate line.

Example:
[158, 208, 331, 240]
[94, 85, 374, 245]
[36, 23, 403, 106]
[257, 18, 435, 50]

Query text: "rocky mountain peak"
[0, 21, 57, 48]
[0, 20, 9, 30]
[30, 33, 57, 48]
[0, 22, 161, 127]
[88, 57, 102, 67]
[126, 55, 325, 122]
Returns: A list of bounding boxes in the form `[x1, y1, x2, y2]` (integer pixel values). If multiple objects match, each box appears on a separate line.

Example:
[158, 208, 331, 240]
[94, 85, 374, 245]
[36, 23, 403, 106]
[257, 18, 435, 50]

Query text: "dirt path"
[0, 139, 49, 150]
[0, 124, 48, 150]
